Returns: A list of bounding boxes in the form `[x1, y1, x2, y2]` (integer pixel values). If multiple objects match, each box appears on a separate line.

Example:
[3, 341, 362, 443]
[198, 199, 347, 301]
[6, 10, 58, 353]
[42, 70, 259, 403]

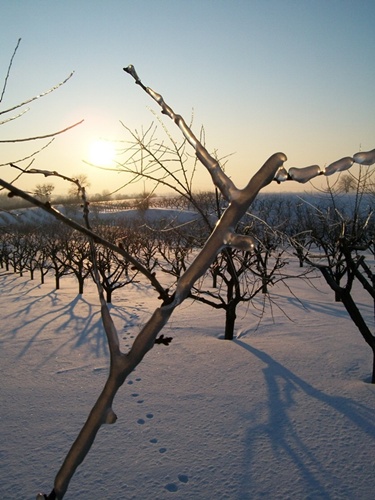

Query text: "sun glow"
[88, 140, 116, 166]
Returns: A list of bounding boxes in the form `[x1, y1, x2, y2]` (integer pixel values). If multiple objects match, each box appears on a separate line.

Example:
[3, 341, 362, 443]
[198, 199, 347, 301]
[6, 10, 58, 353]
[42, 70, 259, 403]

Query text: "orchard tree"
[67, 174, 90, 199]
[290, 172, 375, 382]
[34, 183, 55, 202]
[337, 173, 356, 193]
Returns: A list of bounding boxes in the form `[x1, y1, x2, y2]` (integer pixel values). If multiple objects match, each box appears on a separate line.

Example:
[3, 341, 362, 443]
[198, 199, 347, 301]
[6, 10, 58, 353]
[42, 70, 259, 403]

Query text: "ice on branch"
[353, 149, 375, 165]
[124, 64, 141, 83]
[224, 232, 256, 251]
[324, 157, 353, 176]
[274, 149, 374, 184]
[288, 165, 321, 183]
[274, 167, 289, 183]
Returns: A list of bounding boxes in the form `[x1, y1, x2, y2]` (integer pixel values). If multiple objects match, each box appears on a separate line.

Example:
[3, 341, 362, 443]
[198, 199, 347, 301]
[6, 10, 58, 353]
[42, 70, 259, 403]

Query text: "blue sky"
[1, 0, 374, 195]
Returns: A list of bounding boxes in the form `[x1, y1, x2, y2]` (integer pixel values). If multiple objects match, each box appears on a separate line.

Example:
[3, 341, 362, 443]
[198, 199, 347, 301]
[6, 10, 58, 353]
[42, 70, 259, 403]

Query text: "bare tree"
[290, 172, 375, 381]
[67, 174, 90, 199]
[34, 183, 55, 202]
[337, 173, 357, 193]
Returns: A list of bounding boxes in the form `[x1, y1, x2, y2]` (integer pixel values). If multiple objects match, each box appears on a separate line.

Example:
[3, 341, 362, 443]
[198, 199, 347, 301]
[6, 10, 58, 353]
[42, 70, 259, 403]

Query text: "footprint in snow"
[164, 475, 189, 492]
[165, 483, 178, 492]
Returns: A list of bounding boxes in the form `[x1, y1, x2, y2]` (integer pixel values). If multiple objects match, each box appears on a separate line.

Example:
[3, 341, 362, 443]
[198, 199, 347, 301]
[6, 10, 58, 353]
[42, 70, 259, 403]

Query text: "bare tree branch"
[0, 72, 75, 116]
[124, 65, 238, 200]
[0, 38, 21, 103]
[0, 119, 84, 142]
[0, 107, 29, 125]
[0, 140, 54, 168]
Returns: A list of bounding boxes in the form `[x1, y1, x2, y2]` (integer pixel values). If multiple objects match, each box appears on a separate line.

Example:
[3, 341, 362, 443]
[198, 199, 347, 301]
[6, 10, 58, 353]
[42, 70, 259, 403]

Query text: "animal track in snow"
[165, 483, 178, 492]
[164, 474, 189, 492]
[127, 375, 189, 495]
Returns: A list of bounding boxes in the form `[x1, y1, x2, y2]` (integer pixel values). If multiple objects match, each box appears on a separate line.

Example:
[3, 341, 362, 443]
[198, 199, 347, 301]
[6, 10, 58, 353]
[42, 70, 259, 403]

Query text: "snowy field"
[0, 259, 374, 499]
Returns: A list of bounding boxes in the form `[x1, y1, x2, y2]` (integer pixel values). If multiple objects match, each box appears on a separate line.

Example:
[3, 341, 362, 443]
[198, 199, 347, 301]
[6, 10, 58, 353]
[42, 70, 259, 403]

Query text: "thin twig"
[0, 119, 84, 142]
[0, 38, 21, 103]
[0, 72, 75, 116]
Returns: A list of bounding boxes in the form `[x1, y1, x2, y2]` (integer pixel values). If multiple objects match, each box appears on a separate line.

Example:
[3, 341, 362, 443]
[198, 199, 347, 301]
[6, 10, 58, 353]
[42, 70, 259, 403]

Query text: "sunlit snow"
[0, 204, 374, 499]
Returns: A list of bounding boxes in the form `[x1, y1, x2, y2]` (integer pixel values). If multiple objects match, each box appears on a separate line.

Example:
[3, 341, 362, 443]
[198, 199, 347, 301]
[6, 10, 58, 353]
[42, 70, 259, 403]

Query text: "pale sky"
[1, 0, 374, 196]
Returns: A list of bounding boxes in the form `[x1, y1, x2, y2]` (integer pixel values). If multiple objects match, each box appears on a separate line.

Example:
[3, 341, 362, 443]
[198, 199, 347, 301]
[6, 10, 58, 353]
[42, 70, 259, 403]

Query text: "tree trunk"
[55, 273, 60, 290]
[297, 248, 304, 267]
[262, 274, 268, 294]
[339, 289, 375, 383]
[212, 272, 218, 288]
[224, 302, 237, 340]
[78, 277, 84, 295]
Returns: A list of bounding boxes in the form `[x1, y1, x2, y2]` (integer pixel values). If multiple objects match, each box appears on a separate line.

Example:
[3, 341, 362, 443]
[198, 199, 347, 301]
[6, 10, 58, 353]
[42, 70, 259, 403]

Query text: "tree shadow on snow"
[0, 274, 137, 364]
[234, 340, 375, 499]
[9, 293, 109, 360]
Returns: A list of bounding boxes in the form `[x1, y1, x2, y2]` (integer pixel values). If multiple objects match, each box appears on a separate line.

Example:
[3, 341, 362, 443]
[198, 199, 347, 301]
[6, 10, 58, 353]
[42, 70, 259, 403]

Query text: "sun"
[88, 140, 116, 166]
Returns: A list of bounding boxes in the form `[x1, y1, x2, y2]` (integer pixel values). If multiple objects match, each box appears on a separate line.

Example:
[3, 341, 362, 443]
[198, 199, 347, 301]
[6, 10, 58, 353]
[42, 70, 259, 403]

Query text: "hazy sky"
[1, 0, 375, 196]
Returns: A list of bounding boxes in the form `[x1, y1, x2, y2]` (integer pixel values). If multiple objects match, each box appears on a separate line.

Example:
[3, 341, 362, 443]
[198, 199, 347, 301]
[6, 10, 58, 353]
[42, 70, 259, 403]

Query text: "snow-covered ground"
[0, 260, 374, 499]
